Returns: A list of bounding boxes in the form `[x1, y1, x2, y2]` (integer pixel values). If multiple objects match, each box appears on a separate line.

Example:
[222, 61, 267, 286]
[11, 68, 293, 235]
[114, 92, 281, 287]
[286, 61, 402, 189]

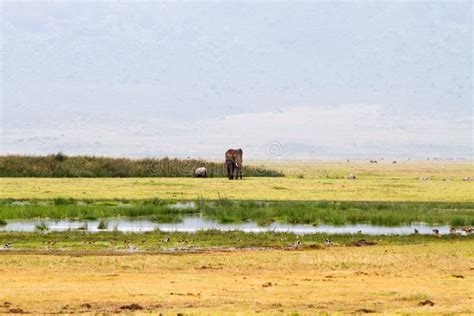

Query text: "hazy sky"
[1, 1, 472, 159]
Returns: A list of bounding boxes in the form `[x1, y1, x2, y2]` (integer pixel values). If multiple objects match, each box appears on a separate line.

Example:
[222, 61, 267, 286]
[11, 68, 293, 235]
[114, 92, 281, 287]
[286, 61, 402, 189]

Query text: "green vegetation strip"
[0, 154, 283, 177]
[1, 230, 473, 251]
[0, 198, 473, 227]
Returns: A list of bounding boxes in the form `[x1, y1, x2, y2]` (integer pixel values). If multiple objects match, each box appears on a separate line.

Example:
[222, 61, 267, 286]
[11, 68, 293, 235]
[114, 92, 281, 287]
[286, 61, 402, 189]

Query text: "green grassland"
[0, 161, 472, 315]
[1, 161, 472, 202]
[0, 161, 472, 227]
[0, 199, 472, 227]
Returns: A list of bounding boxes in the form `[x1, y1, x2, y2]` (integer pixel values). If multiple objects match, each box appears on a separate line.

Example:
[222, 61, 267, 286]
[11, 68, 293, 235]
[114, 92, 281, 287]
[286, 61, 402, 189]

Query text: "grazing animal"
[225, 148, 243, 180]
[164, 237, 170, 242]
[432, 229, 440, 236]
[4, 242, 12, 249]
[449, 227, 457, 234]
[346, 173, 356, 180]
[420, 176, 431, 181]
[463, 177, 473, 182]
[324, 239, 332, 246]
[414, 229, 419, 235]
[392, 161, 397, 164]
[369, 160, 378, 164]
[194, 167, 208, 178]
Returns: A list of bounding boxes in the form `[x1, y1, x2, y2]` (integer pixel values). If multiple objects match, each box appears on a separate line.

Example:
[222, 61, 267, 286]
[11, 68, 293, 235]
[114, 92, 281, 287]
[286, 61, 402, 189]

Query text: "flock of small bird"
[2, 227, 473, 250]
[413, 227, 473, 237]
[1, 236, 179, 250]
[293, 238, 333, 248]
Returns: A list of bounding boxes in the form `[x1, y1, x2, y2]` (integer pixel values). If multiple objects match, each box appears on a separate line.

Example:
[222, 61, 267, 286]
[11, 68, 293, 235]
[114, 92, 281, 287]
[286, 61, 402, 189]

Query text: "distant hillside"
[0, 154, 283, 178]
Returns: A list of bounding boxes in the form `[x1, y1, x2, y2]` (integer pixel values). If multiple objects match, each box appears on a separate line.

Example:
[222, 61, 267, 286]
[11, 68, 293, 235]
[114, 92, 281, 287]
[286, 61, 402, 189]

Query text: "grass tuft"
[35, 222, 49, 231]
[97, 220, 108, 230]
[53, 197, 75, 205]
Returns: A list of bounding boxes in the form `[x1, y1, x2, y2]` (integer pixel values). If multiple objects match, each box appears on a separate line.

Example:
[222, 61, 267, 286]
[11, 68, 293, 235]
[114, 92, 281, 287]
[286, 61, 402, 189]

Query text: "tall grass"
[0, 155, 283, 178]
[0, 199, 472, 227]
[0, 202, 196, 220]
[198, 200, 474, 227]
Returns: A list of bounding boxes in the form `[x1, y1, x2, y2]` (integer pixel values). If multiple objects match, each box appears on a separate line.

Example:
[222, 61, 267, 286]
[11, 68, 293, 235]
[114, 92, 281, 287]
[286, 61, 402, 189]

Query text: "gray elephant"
[225, 148, 243, 180]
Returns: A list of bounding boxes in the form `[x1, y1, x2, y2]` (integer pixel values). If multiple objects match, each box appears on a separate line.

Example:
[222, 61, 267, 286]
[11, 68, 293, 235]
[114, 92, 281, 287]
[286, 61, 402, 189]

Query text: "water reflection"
[0, 216, 453, 235]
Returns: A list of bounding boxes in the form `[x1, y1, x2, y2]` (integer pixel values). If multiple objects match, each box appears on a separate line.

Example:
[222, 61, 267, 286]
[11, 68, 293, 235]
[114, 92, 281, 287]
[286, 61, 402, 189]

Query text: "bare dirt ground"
[0, 241, 472, 314]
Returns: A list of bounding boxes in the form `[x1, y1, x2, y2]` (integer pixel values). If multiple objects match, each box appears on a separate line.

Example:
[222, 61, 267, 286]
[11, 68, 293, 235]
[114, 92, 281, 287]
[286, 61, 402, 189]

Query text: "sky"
[1, 1, 472, 159]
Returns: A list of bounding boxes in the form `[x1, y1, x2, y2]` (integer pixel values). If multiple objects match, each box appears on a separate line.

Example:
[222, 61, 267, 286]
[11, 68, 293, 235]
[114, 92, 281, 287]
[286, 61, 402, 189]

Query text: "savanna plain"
[0, 160, 473, 314]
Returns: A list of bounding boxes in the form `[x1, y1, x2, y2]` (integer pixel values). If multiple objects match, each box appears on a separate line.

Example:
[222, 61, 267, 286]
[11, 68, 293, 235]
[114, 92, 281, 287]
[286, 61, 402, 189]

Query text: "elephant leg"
[235, 166, 240, 180]
[226, 160, 234, 180]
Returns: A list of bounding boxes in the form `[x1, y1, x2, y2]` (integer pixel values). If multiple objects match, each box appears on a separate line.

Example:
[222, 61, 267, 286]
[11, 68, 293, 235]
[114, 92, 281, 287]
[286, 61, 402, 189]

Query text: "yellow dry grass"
[1, 161, 473, 202]
[0, 241, 472, 314]
[252, 159, 473, 178]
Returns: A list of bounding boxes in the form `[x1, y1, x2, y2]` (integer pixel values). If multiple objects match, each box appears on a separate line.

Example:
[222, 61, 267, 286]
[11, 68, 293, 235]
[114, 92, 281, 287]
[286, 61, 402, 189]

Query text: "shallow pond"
[0, 216, 453, 235]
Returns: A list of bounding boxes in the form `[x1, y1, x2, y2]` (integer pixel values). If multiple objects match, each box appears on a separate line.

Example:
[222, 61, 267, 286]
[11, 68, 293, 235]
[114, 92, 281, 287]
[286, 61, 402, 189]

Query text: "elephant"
[225, 148, 243, 180]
